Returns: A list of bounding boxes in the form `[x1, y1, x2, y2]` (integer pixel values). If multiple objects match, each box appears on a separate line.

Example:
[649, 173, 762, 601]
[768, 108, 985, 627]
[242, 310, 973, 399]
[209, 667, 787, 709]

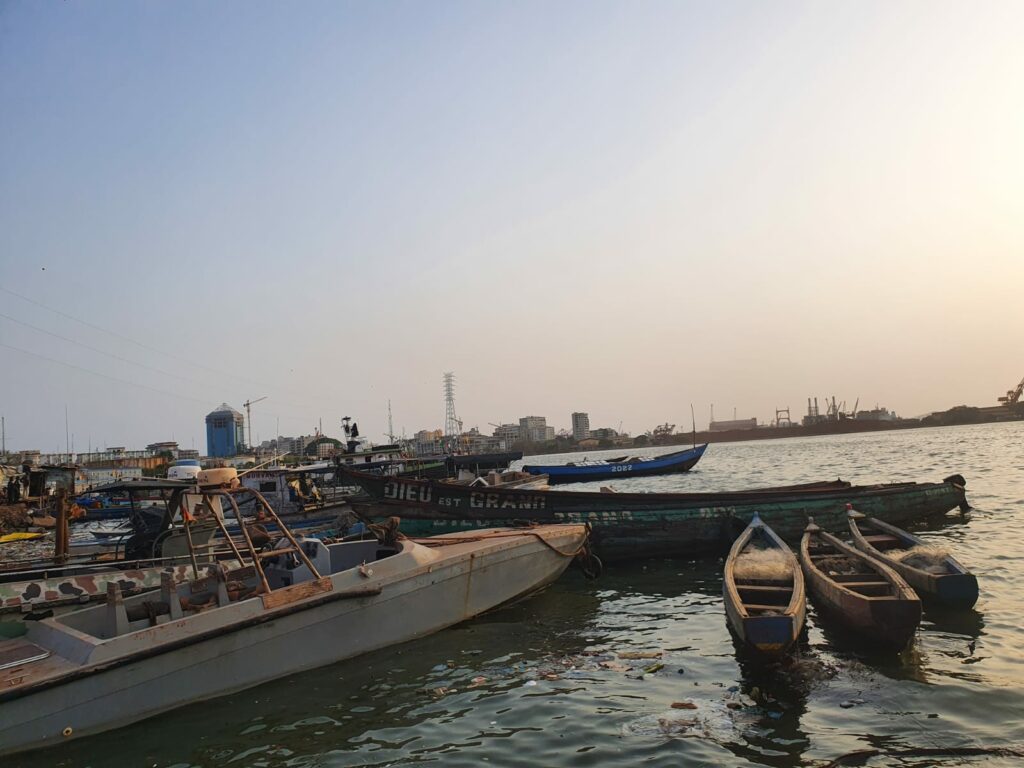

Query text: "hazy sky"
[2, 1, 1022, 452]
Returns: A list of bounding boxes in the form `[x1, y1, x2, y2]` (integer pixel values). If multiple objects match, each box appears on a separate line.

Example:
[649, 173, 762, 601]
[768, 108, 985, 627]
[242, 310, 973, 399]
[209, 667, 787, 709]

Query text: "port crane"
[652, 423, 675, 440]
[998, 376, 1024, 406]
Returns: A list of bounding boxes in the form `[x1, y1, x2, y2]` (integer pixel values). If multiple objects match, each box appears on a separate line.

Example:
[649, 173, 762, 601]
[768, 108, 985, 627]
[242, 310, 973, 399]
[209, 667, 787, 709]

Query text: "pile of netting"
[890, 545, 952, 574]
[734, 548, 792, 581]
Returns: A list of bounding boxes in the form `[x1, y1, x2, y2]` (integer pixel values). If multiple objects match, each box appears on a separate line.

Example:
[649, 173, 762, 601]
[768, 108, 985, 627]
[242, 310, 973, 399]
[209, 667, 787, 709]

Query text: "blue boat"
[522, 443, 708, 484]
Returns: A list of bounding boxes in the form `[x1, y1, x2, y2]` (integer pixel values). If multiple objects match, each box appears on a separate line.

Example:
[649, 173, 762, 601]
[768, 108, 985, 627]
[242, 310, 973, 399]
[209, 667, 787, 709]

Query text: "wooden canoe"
[799, 518, 921, 650]
[847, 509, 978, 608]
[723, 513, 805, 657]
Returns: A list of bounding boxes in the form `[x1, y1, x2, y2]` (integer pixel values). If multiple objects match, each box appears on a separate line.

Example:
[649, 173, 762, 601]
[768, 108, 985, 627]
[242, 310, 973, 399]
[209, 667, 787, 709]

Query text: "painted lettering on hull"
[468, 492, 546, 511]
[383, 482, 433, 504]
[552, 510, 636, 523]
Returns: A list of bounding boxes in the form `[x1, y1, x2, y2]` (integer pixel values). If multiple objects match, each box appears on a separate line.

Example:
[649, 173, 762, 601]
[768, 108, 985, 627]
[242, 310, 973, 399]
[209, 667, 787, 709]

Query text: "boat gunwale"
[723, 515, 804, 619]
[799, 526, 918, 603]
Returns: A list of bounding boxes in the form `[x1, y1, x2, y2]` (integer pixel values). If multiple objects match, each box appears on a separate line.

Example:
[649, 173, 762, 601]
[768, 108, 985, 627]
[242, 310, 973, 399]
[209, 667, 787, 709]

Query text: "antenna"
[242, 397, 267, 451]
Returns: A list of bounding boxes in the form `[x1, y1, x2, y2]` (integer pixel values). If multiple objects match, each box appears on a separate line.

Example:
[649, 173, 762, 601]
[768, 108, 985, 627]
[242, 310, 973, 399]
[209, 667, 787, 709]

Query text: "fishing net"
[814, 555, 862, 576]
[890, 545, 952, 574]
[734, 548, 792, 581]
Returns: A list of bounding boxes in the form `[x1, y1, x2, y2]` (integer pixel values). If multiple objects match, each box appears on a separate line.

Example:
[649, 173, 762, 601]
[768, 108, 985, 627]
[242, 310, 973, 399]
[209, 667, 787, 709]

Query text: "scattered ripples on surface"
[13, 422, 1024, 767]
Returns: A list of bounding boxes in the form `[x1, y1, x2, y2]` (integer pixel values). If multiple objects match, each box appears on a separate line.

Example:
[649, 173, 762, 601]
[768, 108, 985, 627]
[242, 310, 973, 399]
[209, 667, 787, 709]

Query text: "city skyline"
[2, 2, 1022, 451]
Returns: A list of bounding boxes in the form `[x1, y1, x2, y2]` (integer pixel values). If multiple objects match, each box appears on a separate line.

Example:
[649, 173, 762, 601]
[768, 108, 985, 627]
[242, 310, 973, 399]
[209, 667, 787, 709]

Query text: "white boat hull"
[0, 526, 584, 755]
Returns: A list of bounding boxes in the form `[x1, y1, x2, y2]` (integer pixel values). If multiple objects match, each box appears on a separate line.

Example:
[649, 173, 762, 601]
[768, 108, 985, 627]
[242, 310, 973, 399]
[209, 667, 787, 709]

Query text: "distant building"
[709, 418, 758, 432]
[492, 424, 520, 445]
[411, 429, 444, 456]
[571, 412, 590, 441]
[146, 441, 180, 457]
[83, 466, 143, 487]
[590, 427, 618, 439]
[304, 437, 342, 458]
[855, 407, 897, 422]
[206, 403, 246, 458]
[519, 416, 551, 443]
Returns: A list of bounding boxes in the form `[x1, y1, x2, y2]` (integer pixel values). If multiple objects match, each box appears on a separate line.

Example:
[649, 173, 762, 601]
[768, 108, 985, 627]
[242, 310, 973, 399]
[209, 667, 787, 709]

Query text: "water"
[12, 422, 1024, 767]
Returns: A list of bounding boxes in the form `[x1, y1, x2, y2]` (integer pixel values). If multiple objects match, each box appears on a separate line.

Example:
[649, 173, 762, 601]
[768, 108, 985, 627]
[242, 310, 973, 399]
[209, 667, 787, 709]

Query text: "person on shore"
[6, 476, 20, 503]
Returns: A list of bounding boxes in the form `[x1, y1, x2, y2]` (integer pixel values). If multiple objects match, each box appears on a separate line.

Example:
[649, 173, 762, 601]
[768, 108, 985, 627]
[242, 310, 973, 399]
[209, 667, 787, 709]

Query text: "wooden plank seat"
[863, 534, 903, 549]
[735, 577, 793, 587]
[737, 585, 790, 598]
[841, 581, 893, 596]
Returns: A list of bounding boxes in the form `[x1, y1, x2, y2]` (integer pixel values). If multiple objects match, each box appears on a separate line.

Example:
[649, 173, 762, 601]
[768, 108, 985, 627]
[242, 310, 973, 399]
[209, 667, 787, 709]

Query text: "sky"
[1, 1, 1022, 453]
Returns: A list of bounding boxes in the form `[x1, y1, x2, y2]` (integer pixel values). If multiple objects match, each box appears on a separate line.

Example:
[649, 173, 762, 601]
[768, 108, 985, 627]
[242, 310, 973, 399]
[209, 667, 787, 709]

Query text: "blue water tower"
[205, 403, 246, 457]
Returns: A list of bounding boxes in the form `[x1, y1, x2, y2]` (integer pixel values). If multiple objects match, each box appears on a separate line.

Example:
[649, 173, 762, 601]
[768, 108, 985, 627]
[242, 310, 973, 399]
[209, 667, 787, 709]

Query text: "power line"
[0, 312, 195, 386]
[0, 341, 214, 406]
[0, 285, 266, 388]
[0, 284, 344, 414]
[0, 343, 322, 430]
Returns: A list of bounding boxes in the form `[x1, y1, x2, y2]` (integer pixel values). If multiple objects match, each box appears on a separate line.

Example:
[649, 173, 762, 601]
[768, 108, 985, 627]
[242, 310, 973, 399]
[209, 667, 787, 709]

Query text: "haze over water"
[14, 421, 1022, 768]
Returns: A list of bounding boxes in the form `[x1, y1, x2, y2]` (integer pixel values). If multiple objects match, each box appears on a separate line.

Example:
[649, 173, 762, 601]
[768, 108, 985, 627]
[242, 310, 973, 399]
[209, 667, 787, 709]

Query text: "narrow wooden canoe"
[847, 509, 978, 608]
[723, 513, 805, 657]
[799, 518, 921, 650]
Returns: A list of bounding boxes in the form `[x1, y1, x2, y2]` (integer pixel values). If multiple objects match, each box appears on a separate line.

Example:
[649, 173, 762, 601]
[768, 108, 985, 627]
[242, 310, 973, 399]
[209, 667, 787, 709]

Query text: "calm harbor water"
[14, 422, 1024, 767]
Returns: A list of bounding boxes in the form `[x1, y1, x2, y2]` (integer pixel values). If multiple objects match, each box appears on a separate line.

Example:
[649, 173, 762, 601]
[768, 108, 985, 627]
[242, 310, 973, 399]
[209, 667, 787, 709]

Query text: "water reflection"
[724, 634, 814, 767]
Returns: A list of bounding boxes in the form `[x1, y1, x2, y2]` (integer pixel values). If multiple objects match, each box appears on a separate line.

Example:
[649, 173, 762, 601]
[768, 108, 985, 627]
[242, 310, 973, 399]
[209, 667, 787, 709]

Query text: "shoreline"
[519, 414, 1023, 457]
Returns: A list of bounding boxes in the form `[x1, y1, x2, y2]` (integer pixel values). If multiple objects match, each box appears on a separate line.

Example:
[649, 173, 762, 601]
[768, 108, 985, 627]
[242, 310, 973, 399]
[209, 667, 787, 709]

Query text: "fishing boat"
[342, 468, 969, 561]
[847, 509, 978, 608]
[0, 478, 243, 614]
[723, 513, 805, 657]
[0, 483, 589, 756]
[522, 444, 708, 484]
[799, 518, 921, 649]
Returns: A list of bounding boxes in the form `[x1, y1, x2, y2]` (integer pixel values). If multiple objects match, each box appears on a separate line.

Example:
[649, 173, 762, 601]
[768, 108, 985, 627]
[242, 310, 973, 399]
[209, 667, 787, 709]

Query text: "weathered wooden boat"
[847, 509, 978, 608]
[723, 513, 805, 656]
[0, 485, 589, 755]
[799, 518, 921, 649]
[522, 444, 708, 484]
[342, 468, 969, 561]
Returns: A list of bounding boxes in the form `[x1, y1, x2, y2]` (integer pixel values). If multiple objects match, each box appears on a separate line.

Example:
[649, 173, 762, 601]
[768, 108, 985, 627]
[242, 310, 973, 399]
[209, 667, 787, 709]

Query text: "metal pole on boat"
[245, 488, 323, 579]
[178, 493, 201, 580]
[203, 492, 246, 563]
[54, 487, 69, 563]
[220, 491, 273, 596]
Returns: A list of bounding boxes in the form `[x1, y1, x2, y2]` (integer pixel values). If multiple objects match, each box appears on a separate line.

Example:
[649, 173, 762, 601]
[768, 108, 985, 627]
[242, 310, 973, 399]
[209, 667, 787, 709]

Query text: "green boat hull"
[346, 471, 968, 561]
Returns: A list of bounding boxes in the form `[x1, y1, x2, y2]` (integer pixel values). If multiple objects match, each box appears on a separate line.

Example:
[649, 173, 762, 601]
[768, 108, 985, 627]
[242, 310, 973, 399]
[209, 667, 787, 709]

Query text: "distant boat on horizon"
[522, 444, 708, 484]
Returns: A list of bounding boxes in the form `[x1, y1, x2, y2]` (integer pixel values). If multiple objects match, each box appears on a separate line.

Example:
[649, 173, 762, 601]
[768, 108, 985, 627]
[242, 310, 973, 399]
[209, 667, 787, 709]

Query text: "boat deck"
[0, 639, 75, 693]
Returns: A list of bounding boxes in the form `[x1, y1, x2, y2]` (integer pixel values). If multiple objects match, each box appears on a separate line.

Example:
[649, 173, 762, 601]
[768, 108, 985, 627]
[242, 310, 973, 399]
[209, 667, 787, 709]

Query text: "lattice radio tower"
[443, 372, 462, 452]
